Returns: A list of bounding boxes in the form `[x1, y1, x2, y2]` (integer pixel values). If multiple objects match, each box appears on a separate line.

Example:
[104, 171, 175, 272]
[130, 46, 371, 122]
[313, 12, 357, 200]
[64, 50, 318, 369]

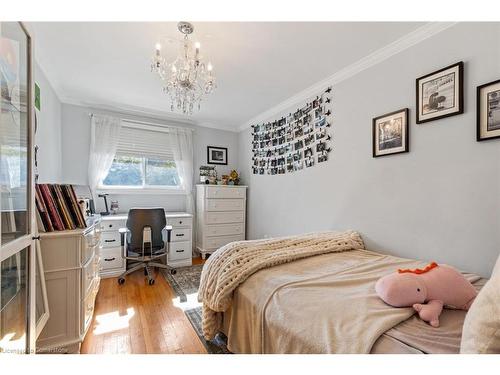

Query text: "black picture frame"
[416, 61, 464, 124]
[477, 78, 500, 142]
[372, 108, 409, 158]
[207, 146, 228, 165]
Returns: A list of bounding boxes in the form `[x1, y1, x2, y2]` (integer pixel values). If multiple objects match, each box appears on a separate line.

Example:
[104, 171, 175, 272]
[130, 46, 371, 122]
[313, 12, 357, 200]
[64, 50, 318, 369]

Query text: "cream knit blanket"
[198, 230, 365, 339]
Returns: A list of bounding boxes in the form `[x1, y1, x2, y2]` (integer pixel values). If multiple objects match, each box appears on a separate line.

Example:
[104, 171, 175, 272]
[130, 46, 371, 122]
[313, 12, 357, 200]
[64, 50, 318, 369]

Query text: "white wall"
[60, 103, 239, 213]
[34, 63, 62, 183]
[238, 23, 500, 277]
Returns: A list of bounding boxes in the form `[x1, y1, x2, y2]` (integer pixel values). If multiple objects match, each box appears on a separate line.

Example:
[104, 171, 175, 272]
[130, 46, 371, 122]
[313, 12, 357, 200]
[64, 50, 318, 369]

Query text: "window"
[100, 123, 182, 190]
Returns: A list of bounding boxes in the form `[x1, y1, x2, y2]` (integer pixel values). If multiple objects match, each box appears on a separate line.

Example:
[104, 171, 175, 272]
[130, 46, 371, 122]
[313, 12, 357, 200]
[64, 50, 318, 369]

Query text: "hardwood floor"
[80, 258, 207, 354]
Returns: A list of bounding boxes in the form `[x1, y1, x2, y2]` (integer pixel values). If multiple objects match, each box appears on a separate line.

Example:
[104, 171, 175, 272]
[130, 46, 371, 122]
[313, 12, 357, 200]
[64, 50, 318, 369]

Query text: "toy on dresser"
[375, 262, 477, 327]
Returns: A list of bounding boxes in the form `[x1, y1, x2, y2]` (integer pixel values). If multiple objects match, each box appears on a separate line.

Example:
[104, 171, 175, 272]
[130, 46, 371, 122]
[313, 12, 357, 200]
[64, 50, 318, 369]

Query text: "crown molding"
[237, 22, 457, 132]
[59, 95, 238, 132]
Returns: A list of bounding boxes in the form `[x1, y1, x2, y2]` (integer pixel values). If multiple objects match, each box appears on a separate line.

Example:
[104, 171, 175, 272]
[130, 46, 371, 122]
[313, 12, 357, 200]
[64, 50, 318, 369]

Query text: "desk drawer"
[206, 199, 245, 212]
[168, 242, 191, 261]
[171, 228, 191, 242]
[100, 219, 124, 232]
[167, 217, 192, 228]
[101, 231, 120, 248]
[206, 211, 244, 224]
[206, 223, 244, 237]
[206, 187, 246, 199]
[100, 247, 124, 271]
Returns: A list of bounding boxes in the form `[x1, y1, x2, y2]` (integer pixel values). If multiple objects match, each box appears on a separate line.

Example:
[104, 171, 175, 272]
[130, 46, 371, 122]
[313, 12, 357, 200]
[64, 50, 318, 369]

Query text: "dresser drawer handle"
[105, 239, 116, 243]
[175, 250, 185, 253]
[179, 221, 183, 224]
[175, 233, 185, 237]
[104, 257, 116, 262]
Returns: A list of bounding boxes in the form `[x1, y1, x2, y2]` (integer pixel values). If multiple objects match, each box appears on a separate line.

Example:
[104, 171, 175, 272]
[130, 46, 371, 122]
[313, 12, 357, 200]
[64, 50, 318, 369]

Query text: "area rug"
[161, 265, 230, 354]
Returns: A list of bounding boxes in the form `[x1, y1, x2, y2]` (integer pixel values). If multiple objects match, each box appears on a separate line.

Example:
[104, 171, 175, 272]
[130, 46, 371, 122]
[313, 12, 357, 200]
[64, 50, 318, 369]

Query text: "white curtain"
[169, 127, 194, 214]
[88, 114, 122, 191]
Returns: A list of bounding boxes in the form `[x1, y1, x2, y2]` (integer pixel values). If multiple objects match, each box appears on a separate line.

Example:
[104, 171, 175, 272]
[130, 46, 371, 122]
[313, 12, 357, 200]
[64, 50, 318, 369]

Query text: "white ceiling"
[30, 22, 426, 131]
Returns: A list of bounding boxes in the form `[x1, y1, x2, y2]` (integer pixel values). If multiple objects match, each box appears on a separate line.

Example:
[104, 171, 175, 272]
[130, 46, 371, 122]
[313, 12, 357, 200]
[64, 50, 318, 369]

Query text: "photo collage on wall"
[251, 88, 333, 175]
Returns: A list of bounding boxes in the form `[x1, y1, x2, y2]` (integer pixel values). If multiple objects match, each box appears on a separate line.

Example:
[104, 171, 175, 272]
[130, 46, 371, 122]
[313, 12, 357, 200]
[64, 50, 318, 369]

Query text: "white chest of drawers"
[99, 211, 193, 276]
[37, 220, 101, 353]
[196, 185, 247, 259]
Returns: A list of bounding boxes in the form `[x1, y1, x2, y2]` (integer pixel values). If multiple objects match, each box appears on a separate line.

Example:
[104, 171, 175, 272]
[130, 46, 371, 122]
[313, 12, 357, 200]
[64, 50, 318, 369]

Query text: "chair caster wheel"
[118, 278, 125, 285]
[170, 269, 177, 275]
[148, 279, 155, 285]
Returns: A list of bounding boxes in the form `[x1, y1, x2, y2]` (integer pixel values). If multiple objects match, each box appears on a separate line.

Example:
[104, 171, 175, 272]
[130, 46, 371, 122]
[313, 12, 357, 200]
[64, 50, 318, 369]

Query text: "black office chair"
[117, 208, 176, 286]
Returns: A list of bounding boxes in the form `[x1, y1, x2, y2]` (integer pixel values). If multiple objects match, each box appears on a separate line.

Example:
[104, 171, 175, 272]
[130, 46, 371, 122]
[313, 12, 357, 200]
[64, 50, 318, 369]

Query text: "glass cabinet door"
[1, 22, 30, 245]
[34, 242, 49, 338]
[0, 247, 28, 353]
[0, 22, 36, 354]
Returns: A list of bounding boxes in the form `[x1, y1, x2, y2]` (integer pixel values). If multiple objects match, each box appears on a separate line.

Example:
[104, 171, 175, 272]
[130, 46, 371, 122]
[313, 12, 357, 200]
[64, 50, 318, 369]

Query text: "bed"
[198, 231, 487, 354]
[220, 249, 485, 354]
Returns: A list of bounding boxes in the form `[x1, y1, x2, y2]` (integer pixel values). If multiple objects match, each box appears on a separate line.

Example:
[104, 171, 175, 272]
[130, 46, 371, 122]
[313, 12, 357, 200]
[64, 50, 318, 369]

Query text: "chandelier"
[151, 22, 216, 115]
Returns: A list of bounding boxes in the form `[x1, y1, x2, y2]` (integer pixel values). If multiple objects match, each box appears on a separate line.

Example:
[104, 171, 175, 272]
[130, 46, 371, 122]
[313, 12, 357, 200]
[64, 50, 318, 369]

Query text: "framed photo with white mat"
[207, 146, 228, 165]
[372, 108, 409, 158]
[416, 61, 464, 124]
[477, 79, 500, 142]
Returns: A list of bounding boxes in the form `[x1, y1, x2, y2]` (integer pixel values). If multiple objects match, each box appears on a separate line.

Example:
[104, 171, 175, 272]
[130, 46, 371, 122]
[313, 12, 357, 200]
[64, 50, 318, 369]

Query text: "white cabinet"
[196, 185, 247, 259]
[37, 220, 101, 353]
[99, 217, 126, 278]
[99, 212, 193, 274]
[165, 214, 193, 268]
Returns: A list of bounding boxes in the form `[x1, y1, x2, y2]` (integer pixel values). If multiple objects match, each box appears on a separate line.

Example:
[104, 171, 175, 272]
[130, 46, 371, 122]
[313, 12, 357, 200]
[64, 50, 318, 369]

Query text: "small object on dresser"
[199, 165, 217, 184]
[228, 170, 240, 185]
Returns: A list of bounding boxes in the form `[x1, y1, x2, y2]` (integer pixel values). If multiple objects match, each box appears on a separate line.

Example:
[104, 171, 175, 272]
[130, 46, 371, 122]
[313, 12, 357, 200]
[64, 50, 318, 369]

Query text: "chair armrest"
[119, 227, 129, 246]
[118, 227, 130, 259]
[164, 225, 173, 243]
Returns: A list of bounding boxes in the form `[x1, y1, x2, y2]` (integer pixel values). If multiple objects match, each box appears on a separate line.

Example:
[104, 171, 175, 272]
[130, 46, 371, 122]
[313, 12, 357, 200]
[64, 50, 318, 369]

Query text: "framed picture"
[372, 108, 409, 158]
[477, 79, 500, 142]
[416, 61, 463, 124]
[207, 146, 228, 165]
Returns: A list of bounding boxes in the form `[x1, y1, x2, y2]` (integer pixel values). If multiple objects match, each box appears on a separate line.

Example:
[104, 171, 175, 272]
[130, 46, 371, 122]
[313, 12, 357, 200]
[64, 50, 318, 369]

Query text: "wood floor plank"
[81, 258, 207, 354]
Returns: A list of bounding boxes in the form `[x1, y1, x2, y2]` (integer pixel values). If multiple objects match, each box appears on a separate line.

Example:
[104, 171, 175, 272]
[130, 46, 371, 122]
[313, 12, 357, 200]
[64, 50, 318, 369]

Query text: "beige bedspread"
[199, 231, 365, 339]
[221, 249, 481, 354]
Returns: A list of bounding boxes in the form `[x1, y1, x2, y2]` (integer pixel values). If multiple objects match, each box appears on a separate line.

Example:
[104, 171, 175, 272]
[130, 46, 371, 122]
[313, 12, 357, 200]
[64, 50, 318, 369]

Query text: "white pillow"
[460, 254, 500, 353]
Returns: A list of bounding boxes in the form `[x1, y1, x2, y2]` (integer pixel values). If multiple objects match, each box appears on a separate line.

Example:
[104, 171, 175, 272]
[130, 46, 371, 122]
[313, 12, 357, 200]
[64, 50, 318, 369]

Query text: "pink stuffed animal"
[375, 262, 477, 327]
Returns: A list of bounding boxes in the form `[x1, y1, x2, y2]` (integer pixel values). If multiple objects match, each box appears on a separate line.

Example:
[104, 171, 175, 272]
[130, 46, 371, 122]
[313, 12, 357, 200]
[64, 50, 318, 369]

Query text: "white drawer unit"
[206, 211, 245, 224]
[168, 242, 192, 262]
[171, 227, 192, 242]
[100, 247, 124, 272]
[206, 198, 245, 212]
[99, 219, 123, 232]
[99, 211, 193, 274]
[196, 185, 247, 259]
[206, 186, 246, 199]
[101, 231, 121, 248]
[204, 234, 245, 250]
[205, 223, 244, 237]
[37, 220, 102, 353]
[167, 216, 193, 228]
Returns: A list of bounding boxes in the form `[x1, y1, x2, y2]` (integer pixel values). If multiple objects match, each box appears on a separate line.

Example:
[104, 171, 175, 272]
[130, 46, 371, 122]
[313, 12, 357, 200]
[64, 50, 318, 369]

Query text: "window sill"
[96, 187, 187, 195]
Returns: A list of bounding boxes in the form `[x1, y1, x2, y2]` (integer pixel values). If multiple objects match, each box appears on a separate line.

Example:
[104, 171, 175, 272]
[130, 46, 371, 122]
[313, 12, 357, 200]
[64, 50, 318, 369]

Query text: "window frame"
[97, 154, 185, 195]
